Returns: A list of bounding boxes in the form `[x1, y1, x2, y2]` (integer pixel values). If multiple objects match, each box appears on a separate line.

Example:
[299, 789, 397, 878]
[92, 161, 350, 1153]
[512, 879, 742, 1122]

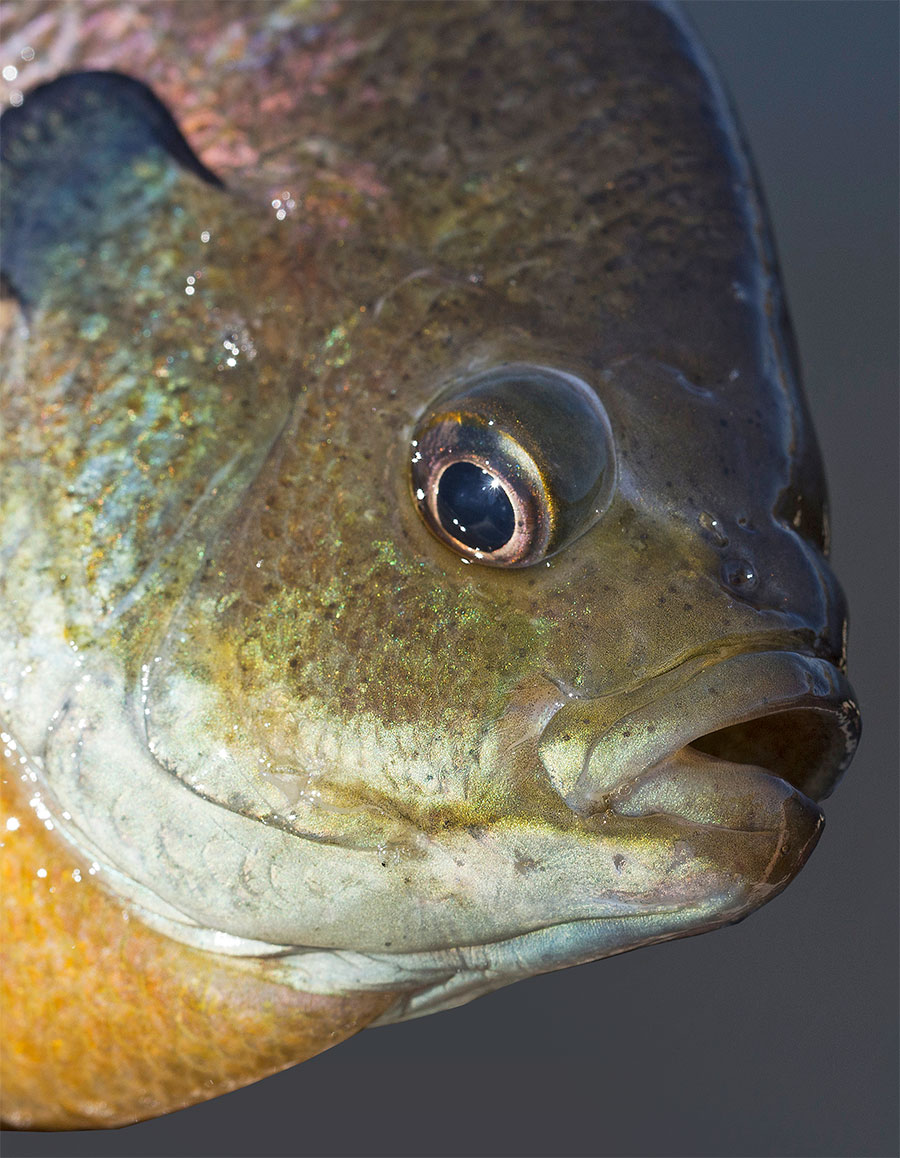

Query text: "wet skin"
[0, 1, 858, 1127]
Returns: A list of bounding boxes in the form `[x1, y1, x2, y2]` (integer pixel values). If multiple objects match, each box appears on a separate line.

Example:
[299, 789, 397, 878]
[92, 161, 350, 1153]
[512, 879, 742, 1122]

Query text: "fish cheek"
[139, 393, 554, 833]
[245, 537, 549, 761]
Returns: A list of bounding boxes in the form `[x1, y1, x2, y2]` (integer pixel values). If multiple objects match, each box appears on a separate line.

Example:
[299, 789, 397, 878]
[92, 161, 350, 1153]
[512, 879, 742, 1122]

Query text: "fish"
[0, 0, 860, 1131]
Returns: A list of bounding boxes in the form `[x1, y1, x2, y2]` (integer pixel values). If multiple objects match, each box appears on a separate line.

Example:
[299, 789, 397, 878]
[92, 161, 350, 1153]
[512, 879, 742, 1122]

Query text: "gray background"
[6, 3, 897, 1156]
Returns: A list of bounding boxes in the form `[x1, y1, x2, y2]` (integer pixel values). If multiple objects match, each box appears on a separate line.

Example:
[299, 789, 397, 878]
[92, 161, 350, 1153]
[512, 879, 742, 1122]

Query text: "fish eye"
[410, 364, 616, 567]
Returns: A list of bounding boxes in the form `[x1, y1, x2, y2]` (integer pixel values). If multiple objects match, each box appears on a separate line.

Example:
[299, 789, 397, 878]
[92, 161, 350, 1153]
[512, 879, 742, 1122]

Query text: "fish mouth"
[277, 650, 860, 1024]
[539, 649, 860, 832]
[372, 647, 860, 1023]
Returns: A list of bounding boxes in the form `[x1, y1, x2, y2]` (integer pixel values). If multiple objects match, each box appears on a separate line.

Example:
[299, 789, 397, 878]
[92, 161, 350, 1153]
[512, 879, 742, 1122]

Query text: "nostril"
[720, 556, 759, 594]
[689, 708, 851, 802]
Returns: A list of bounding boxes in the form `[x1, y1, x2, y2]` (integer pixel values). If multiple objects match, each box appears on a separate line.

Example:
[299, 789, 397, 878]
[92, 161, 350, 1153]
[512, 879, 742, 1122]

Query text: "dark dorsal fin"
[0, 70, 223, 307]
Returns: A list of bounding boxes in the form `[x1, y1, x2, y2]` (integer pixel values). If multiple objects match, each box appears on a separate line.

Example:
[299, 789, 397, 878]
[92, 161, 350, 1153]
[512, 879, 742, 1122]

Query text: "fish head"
[0, 2, 859, 1021]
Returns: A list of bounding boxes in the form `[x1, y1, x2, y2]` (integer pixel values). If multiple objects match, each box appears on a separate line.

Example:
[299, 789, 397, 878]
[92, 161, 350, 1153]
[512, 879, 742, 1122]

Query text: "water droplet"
[699, 511, 728, 547]
[721, 557, 758, 592]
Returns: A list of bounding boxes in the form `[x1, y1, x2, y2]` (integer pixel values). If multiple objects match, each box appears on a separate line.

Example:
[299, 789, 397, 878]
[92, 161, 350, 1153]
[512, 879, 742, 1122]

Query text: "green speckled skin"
[1, 0, 858, 1037]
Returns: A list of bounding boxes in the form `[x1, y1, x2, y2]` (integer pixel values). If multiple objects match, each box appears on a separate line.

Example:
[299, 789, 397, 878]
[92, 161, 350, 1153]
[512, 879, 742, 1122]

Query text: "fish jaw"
[6, 641, 850, 1025]
[0, 730, 819, 1130]
[258, 752, 825, 1025]
[337, 649, 851, 1021]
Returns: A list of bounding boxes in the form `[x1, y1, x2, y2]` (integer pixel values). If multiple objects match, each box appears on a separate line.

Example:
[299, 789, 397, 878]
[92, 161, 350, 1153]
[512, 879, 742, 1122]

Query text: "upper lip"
[539, 649, 860, 815]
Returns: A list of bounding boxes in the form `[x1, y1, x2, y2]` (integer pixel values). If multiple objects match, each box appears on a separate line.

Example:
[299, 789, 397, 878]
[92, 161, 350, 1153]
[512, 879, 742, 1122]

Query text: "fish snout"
[539, 650, 860, 829]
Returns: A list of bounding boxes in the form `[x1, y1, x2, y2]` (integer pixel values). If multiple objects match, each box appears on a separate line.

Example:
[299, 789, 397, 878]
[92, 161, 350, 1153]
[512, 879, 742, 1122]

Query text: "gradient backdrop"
[5, 3, 898, 1157]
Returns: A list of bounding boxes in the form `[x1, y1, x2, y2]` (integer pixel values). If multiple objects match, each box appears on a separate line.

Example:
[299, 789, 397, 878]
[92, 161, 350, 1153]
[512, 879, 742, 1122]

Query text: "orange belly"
[0, 753, 395, 1128]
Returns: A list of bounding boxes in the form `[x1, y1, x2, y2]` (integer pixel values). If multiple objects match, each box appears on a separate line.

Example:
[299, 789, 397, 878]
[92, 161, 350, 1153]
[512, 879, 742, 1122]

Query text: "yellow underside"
[0, 753, 394, 1129]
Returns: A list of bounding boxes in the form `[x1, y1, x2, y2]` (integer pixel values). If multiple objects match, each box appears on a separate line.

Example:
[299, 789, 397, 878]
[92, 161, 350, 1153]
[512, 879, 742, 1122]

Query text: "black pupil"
[436, 461, 516, 551]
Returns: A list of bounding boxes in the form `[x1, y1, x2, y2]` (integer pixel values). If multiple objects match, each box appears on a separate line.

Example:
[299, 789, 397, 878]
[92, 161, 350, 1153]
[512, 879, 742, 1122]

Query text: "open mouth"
[687, 701, 854, 802]
[539, 650, 861, 827]
[373, 652, 860, 1023]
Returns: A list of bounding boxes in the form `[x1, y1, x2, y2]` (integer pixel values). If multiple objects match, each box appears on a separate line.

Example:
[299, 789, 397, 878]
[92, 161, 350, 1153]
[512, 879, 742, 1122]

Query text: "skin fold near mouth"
[538, 649, 860, 814]
[606, 744, 827, 913]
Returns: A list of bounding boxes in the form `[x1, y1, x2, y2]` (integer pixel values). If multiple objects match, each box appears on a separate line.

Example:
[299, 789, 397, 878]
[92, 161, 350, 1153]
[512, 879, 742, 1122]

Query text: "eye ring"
[418, 447, 550, 565]
[409, 364, 616, 569]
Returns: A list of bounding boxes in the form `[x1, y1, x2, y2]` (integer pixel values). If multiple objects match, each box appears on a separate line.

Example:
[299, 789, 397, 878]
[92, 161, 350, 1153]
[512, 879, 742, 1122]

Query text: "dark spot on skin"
[1, 70, 223, 305]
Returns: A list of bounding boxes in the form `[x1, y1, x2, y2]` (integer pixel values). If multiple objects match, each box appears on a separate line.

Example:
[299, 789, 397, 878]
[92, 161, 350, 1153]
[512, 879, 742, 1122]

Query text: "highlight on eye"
[410, 364, 616, 567]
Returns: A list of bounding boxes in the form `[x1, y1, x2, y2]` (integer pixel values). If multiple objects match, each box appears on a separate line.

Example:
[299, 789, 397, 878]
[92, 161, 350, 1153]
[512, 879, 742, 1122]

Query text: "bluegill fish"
[0, 0, 860, 1130]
